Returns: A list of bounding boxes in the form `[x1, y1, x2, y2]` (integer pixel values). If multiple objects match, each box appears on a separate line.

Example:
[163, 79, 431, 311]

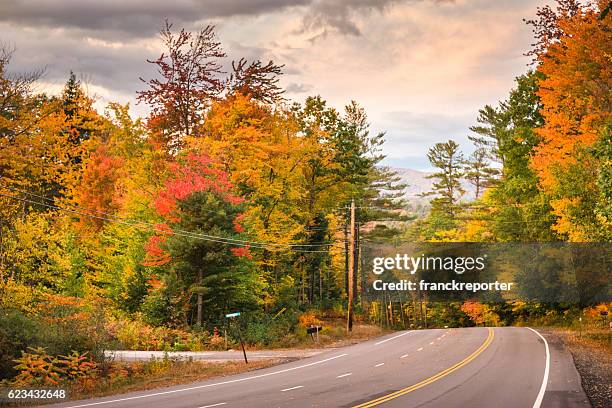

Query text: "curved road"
[48, 327, 589, 408]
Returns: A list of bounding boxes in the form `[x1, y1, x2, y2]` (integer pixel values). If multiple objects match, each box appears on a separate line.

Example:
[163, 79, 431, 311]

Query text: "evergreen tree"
[469, 72, 557, 241]
[423, 140, 465, 217]
[144, 153, 259, 327]
[62, 71, 98, 146]
[464, 148, 498, 199]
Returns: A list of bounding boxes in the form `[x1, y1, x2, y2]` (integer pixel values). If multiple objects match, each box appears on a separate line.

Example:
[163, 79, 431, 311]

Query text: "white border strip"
[64, 353, 348, 408]
[526, 328, 550, 408]
[375, 330, 413, 345]
[281, 385, 304, 392]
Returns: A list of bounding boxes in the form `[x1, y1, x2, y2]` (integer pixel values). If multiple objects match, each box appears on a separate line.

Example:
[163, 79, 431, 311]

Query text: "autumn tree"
[138, 22, 226, 152]
[144, 153, 258, 327]
[460, 301, 499, 326]
[0, 46, 44, 141]
[189, 93, 306, 304]
[228, 58, 285, 104]
[55, 72, 105, 204]
[0, 47, 69, 240]
[526, 0, 611, 241]
[72, 145, 123, 231]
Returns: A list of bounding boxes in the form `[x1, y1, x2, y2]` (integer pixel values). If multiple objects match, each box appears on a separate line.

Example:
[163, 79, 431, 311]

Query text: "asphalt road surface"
[47, 327, 590, 408]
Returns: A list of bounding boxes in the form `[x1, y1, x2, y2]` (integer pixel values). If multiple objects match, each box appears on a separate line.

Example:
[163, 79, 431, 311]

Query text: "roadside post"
[226, 312, 248, 364]
[600, 310, 608, 328]
[307, 325, 323, 343]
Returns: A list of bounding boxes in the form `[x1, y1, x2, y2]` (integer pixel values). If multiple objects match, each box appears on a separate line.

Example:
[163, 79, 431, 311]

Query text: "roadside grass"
[60, 358, 282, 403]
[250, 318, 389, 350]
[544, 322, 611, 354]
[566, 328, 611, 354]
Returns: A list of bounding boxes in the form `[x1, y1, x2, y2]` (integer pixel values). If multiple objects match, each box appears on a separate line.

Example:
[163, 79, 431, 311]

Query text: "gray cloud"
[1, 0, 454, 40]
[299, 0, 454, 37]
[1, 23, 156, 96]
[0, 0, 311, 37]
[285, 82, 313, 93]
[300, 0, 402, 36]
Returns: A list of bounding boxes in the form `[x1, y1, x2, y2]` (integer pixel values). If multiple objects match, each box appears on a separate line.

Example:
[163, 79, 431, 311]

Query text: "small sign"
[306, 326, 323, 334]
[226, 312, 241, 318]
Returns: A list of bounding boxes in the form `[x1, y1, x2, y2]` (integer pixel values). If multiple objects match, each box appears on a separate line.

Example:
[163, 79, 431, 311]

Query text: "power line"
[0, 190, 344, 253]
[0, 184, 345, 248]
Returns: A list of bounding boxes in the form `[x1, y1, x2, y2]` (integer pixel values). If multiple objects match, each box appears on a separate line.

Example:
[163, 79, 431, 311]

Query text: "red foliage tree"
[75, 144, 124, 230]
[138, 21, 226, 152]
[143, 152, 247, 267]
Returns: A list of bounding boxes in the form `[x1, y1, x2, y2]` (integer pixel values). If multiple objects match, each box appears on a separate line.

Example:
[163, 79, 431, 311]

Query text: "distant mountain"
[389, 167, 476, 207]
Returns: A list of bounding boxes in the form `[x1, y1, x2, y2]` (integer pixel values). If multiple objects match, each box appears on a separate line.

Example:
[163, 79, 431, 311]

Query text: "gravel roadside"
[542, 329, 611, 408]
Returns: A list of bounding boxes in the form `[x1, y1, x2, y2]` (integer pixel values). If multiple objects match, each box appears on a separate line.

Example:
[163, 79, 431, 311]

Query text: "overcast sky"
[0, 0, 548, 170]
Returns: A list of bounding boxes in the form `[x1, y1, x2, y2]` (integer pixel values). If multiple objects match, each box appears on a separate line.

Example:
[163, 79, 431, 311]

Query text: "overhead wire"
[0, 187, 345, 253]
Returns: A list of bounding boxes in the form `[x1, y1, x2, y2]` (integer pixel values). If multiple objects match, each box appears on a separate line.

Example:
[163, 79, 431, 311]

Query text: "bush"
[0, 307, 106, 380]
[298, 311, 323, 328]
[0, 292, 114, 381]
[107, 318, 209, 351]
[0, 308, 46, 379]
[238, 310, 300, 347]
[141, 289, 174, 326]
[11, 347, 97, 387]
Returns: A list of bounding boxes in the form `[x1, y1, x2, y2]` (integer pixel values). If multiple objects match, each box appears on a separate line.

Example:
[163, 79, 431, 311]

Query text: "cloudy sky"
[1, 0, 548, 170]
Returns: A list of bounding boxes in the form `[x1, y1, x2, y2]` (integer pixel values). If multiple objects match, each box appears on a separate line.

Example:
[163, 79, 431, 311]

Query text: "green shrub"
[0, 308, 107, 381]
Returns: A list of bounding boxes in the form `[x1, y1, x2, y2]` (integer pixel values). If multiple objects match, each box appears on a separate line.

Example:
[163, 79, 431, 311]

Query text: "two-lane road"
[47, 327, 590, 408]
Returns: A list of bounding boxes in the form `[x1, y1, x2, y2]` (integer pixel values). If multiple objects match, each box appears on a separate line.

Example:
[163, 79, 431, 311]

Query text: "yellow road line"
[353, 328, 495, 408]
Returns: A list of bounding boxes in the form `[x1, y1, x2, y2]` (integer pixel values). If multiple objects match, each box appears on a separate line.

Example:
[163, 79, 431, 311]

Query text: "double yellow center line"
[353, 328, 495, 407]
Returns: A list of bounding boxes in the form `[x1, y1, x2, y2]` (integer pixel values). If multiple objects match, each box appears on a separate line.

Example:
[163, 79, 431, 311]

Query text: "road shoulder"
[536, 329, 593, 408]
[541, 328, 611, 408]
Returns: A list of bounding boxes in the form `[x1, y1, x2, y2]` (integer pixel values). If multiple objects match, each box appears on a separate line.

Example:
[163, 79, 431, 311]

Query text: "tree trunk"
[196, 269, 203, 327]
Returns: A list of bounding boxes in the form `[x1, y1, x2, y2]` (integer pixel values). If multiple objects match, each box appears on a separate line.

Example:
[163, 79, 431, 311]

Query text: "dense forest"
[0, 0, 609, 389]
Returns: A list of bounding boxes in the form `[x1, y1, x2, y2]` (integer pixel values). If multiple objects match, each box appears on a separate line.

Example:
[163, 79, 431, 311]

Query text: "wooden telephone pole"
[347, 198, 355, 332]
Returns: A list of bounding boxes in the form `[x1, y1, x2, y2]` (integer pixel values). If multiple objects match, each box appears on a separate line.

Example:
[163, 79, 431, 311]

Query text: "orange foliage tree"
[527, 0, 611, 240]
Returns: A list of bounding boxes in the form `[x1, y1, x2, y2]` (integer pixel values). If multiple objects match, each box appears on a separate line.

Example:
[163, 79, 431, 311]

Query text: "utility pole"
[347, 198, 355, 333]
[344, 221, 349, 296]
[353, 222, 359, 303]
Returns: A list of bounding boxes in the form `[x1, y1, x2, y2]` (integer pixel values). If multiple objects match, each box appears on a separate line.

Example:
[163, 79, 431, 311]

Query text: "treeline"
[410, 0, 610, 244]
[0, 20, 406, 378]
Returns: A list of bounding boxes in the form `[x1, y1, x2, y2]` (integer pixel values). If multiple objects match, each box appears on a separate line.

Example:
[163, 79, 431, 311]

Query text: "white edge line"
[336, 373, 352, 378]
[527, 327, 550, 408]
[374, 363, 385, 367]
[198, 403, 227, 408]
[63, 353, 348, 408]
[400, 354, 409, 359]
[375, 330, 413, 345]
[417, 347, 423, 351]
[281, 385, 304, 392]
